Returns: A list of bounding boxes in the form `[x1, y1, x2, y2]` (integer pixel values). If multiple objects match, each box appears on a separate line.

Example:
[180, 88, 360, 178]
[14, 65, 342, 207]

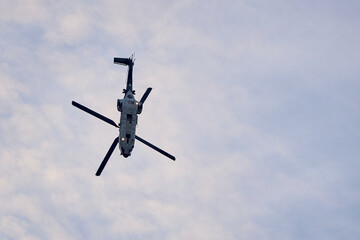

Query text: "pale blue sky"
[1, 0, 360, 239]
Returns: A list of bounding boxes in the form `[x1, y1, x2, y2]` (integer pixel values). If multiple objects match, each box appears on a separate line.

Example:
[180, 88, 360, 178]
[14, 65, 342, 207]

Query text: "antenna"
[131, 53, 135, 63]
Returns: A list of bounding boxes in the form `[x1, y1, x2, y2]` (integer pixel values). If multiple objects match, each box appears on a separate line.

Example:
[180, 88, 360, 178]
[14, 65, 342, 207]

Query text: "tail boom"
[114, 56, 135, 93]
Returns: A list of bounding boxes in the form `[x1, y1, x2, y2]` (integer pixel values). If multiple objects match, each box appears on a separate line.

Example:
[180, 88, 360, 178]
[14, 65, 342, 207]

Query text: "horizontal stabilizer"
[114, 57, 134, 66]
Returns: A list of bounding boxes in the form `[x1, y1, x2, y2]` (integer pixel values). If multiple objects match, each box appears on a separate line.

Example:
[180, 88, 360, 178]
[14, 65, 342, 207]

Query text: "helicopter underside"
[118, 91, 138, 157]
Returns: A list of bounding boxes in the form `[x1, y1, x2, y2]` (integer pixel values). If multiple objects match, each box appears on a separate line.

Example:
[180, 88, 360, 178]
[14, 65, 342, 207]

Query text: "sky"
[1, 0, 360, 239]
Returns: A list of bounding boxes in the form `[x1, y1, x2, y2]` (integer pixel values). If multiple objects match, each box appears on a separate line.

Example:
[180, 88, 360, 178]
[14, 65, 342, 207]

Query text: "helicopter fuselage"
[117, 90, 141, 157]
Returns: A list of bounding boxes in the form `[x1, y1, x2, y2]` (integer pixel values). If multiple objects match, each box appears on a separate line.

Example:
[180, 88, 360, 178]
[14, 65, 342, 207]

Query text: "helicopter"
[72, 55, 176, 176]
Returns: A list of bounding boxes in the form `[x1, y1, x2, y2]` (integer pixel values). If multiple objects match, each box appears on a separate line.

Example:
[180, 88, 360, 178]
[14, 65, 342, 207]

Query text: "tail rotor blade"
[140, 88, 152, 104]
[135, 135, 176, 161]
[96, 137, 119, 176]
[72, 101, 119, 128]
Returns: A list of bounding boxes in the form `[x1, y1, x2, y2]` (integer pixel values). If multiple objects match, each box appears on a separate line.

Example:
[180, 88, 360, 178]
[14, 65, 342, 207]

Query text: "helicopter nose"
[121, 147, 131, 158]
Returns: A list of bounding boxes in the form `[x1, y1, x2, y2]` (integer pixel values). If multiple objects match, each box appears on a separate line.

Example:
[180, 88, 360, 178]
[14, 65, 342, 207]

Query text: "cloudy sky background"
[1, 0, 360, 239]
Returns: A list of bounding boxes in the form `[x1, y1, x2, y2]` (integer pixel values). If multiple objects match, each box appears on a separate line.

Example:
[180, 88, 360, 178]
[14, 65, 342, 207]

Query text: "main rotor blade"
[139, 88, 152, 104]
[72, 101, 119, 128]
[96, 137, 119, 176]
[135, 135, 176, 161]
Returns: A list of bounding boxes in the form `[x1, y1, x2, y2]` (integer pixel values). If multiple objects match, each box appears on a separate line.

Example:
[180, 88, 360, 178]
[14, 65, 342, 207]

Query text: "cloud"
[0, 0, 48, 24]
[1, 0, 360, 239]
[44, 11, 92, 45]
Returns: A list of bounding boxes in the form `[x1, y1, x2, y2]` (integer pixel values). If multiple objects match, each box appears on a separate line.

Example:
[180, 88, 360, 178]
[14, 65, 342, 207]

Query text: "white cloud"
[1, 0, 360, 239]
[0, 0, 48, 24]
[44, 11, 91, 45]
